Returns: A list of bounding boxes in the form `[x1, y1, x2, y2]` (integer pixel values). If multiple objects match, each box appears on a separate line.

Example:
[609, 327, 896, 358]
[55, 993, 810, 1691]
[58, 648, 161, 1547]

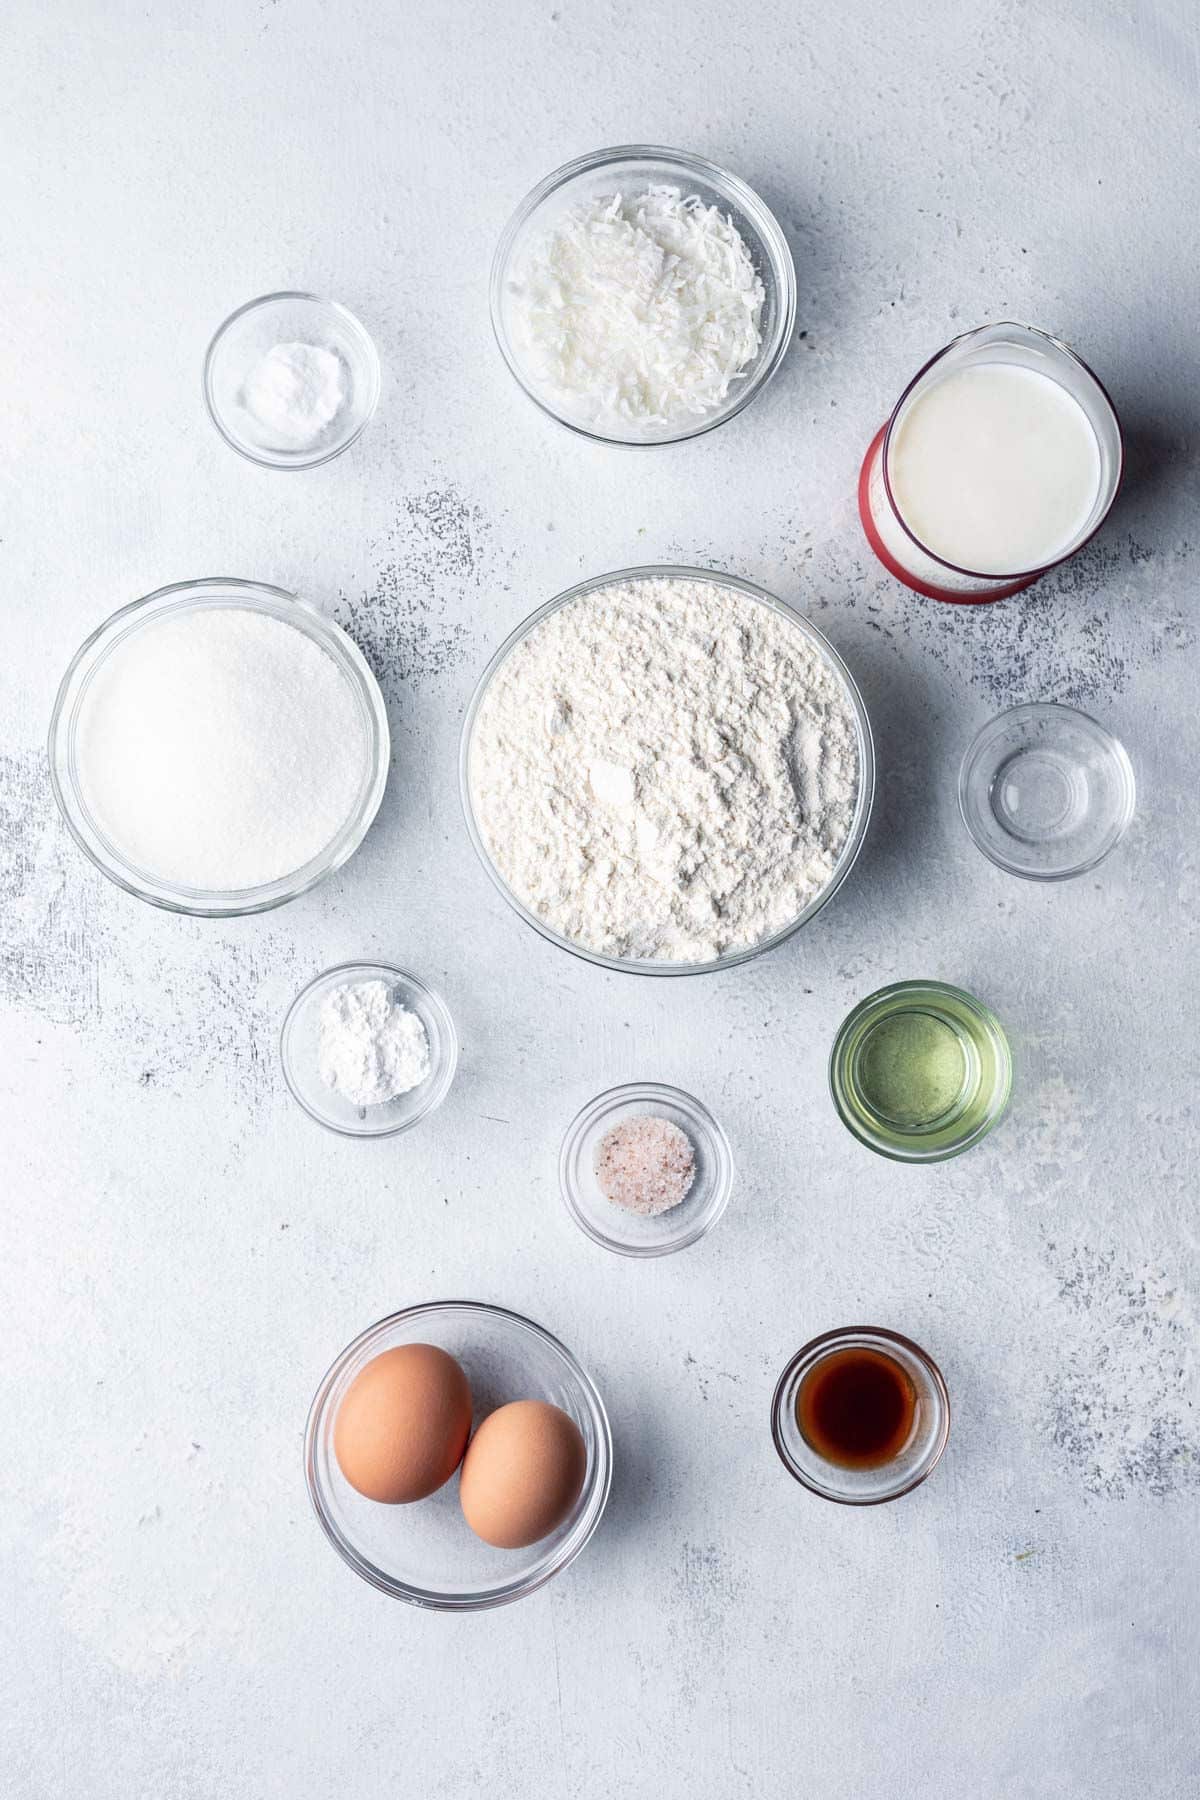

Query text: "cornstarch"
[318, 980, 431, 1108]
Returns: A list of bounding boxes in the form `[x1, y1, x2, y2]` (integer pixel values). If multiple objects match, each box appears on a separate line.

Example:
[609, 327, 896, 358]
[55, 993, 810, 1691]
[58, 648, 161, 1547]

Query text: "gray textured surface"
[2, 2, 1198, 1796]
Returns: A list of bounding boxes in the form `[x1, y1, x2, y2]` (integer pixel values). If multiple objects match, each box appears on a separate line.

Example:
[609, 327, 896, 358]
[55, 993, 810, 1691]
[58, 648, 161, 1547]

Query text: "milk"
[887, 362, 1102, 576]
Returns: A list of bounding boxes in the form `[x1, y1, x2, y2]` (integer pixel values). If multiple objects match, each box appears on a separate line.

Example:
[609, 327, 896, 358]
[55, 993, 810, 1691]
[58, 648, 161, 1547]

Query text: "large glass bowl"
[490, 145, 797, 446]
[305, 1302, 613, 1610]
[459, 566, 875, 976]
[48, 578, 390, 917]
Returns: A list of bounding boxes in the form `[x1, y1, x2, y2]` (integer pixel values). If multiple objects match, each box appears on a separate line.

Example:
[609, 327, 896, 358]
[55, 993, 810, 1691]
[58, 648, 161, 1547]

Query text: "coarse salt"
[595, 1115, 697, 1217]
[508, 185, 765, 432]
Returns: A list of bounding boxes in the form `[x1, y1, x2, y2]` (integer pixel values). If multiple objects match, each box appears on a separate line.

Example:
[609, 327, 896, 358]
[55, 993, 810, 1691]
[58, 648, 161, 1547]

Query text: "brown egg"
[333, 1343, 472, 1504]
[459, 1399, 587, 1549]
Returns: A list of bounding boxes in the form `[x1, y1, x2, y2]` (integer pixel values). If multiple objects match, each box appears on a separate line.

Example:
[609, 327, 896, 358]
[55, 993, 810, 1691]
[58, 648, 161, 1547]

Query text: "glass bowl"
[280, 962, 457, 1138]
[490, 145, 797, 446]
[305, 1301, 613, 1609]
[48, 579, 390, 917]
[559, 1082, 733, 1257]
[829, 981, 1012, 1164]
[203, 292, 381, 468]
[459, 565, 875, 977]
[772, 1327, 950, 1504]
[958, 702, 1135, 879]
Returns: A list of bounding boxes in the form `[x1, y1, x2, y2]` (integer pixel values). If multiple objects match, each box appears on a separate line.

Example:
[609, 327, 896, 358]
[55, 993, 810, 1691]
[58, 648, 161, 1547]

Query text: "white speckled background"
[3, 2, 1198, 1795]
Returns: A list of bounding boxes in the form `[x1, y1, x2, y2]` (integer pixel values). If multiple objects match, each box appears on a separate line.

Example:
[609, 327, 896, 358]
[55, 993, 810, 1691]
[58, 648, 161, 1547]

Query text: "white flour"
[317, 980, 430, 1108]
[469, 576, 861, 962]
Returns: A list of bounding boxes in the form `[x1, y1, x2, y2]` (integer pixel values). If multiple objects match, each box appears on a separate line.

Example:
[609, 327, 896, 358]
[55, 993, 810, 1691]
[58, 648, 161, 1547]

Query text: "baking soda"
[241, 341, 347, 446]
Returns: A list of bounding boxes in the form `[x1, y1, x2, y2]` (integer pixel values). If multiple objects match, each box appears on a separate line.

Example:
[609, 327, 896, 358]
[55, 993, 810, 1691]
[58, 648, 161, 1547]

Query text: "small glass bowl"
[460, 566, 875, 977]
[305, 1301, 612, 1609]
[281, 963, 457, 1138]
[203, 292, 381, 469]
[559, 1082, 733, 1256]
[830, 981, 1012, 1163]
[959, 702, 1135, 880]
[490, 145, 796, 446]
[772, 1327, 950, 1505]
[48, 579, 390, 917]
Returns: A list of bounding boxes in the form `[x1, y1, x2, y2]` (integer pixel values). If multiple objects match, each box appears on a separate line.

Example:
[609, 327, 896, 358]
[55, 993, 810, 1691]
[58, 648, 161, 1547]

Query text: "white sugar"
[75, 607, 368, 892]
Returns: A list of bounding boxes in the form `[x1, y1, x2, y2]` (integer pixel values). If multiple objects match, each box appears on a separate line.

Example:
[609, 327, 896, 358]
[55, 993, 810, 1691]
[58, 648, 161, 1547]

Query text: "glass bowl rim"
[47, 577, 390, 917]
[458, 563, 876, 976]
[559, 1079, 735, 1257]
[489, 144, 798, 447]
[828, 979, 1013, 1164]
[202, 290, 382, 470]
[771, 1325, 951, 1505]
[957, 700, 1136, 882]
[280, 961, 459, 1139]
[304, 1299, 614, 1610]
[879, 319, 1125, 581]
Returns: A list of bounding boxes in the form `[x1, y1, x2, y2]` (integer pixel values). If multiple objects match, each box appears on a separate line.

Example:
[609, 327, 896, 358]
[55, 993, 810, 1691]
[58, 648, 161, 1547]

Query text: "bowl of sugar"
[49, 579, 390, 916]
[491, 145, 797, 446]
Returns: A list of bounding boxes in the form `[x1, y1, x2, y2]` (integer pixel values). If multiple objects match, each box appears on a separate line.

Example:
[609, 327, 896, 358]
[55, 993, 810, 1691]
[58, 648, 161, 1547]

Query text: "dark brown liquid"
[796, 1347, 918, 1469]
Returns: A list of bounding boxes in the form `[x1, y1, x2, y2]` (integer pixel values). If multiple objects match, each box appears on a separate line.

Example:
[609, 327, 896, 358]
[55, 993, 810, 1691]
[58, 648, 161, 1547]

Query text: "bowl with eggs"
[304, 1301, 612, 1610]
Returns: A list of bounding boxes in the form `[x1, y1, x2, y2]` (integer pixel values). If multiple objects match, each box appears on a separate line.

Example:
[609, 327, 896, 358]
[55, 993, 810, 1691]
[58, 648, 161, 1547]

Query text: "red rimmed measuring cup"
[858, 322, 1122, 604]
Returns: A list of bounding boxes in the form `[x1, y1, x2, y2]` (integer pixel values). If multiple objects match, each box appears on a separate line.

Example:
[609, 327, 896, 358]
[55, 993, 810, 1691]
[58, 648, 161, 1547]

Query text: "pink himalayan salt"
[595, 1115, 696, 1217]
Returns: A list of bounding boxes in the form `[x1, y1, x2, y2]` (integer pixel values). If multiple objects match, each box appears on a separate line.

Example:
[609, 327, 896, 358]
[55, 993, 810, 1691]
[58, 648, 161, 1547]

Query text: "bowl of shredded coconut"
[461, 566, 875, 975]
[490, 146, 796, 445]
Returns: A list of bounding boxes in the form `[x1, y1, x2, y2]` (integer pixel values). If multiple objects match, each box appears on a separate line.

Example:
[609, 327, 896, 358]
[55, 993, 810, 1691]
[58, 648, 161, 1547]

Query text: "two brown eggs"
[334, 1342, 586, 1549]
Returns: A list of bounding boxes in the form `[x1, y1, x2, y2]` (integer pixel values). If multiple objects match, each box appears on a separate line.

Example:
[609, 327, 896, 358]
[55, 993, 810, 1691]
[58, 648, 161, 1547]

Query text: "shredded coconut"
[468, 576, 861, 963]
[596, 1116, 697, 1216]
[317, 980, 431, 1109]
[508, 186, 765, 431]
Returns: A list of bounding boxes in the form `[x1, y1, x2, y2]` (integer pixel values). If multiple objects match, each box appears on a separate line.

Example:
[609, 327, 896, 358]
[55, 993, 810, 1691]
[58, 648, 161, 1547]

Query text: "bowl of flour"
[50, 579, 390, 915]
[461, 567, 874, 974]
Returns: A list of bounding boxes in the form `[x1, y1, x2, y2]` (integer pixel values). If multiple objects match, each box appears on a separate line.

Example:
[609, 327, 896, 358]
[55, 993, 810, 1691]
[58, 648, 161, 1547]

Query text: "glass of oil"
[829, 980, 1012, 1162]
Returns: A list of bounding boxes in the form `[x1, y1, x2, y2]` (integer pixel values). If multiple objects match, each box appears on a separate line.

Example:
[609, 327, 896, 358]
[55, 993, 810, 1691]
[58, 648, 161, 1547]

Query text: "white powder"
[318, 980, 431, 1108]
[75, 606, 369, 891]
[240, 341, 347, 446]
[509, 186, 765, 431]
[469, 577, 861, 963]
